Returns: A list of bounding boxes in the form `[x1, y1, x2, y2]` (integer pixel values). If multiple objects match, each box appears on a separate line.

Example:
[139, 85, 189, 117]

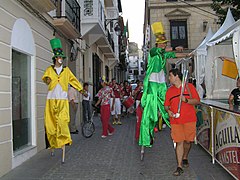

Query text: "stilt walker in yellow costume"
[42, 38, 83, 163]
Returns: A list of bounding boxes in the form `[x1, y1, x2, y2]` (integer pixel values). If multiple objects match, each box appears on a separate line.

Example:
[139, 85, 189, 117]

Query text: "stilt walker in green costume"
[139, 22, 190, 147]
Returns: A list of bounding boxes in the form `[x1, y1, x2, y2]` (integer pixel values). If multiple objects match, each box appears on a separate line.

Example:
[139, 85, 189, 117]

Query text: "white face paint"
[57, 58, 63, 64]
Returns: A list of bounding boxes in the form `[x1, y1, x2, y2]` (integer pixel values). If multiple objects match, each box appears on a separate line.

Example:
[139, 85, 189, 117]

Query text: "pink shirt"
[96, 86, 114, 105]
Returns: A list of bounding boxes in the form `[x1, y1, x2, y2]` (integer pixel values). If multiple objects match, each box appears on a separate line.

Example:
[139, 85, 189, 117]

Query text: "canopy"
[207, 8, 235, 46]
[193, 28, 214, 98]
[194, 27, 214, 57]
[208, 19, 240, 45]
[204, 9, 236, 99]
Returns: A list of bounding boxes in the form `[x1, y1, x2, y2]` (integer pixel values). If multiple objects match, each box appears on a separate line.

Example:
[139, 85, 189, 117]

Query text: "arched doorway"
[11, 18, 36, 152]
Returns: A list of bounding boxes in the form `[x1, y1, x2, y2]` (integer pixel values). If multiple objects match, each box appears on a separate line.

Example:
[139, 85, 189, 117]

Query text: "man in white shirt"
[68, 85, 79, 134]
[82, 83, 91, 123]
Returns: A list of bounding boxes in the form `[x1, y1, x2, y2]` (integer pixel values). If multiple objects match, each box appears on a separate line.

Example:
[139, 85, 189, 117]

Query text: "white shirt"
[47, 65, 67, 100]
[149, 69, 166, 83]
[55, 66, 63, 75]
[83, 91, 91, 101]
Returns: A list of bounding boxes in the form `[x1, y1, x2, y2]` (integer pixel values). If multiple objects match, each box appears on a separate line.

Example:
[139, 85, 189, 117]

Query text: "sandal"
[173, 167, 184, 176]
[182, 159, 189, 168]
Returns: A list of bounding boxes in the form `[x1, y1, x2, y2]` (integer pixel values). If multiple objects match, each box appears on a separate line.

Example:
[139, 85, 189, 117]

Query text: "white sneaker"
[162, 124, 167, 129]
[101, 135, 107, 138]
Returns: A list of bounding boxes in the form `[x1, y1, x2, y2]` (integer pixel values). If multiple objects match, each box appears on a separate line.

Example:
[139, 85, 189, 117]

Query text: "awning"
[208, 19, 240, 46]
[207, 8, 235, 46]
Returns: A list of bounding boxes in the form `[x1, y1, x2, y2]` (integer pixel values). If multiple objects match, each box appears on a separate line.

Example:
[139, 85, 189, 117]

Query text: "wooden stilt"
[61, 145, 65, 163]
[194, 136, 198, 145]
[50, 148, 55, 156]
[173, 141, 176, 149]
[140, 146, 144, 161]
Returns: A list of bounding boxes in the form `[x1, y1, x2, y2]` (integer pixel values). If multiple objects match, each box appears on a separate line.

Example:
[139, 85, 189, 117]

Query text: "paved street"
[1, 114, 233, 180]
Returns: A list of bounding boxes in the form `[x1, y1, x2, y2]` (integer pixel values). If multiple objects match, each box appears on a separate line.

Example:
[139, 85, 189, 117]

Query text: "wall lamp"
[105, 18, 122, 36]
[203, 20, 208, 32]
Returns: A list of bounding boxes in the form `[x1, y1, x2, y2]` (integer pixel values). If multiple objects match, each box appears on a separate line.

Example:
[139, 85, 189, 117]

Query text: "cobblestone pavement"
[1, 114, 233, 180]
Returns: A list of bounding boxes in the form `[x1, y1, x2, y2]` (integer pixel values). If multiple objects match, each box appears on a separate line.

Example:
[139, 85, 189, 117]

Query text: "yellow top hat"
[151, 22, 168, 44]
[151, 22, 165, 35]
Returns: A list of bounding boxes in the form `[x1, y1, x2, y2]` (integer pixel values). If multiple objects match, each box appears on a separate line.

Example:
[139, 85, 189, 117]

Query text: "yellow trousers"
[45, 99, 72, 148]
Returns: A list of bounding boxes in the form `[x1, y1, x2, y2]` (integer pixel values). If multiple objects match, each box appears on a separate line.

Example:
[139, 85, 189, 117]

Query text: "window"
[134, 70, 139, 75]
[172, 26, 178, 40]
[12, 50, 32, 151]
[170, 20, 188, 48]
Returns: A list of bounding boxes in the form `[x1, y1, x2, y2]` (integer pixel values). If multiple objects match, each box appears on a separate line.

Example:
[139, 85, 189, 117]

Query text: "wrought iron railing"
[55, 0, 81, 33]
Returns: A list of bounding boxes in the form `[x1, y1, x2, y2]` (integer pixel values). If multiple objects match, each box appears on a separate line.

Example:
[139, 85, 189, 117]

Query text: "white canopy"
[208, 19, 240, 46]
[204, 9, 236, 99]
[193, 28, 214, 98]
[207, 8, 235, 46]
[195, 27, 214, 55]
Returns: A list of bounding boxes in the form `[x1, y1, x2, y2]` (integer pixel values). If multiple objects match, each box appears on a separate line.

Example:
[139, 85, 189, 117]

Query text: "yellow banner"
[222, 59, 238, 79]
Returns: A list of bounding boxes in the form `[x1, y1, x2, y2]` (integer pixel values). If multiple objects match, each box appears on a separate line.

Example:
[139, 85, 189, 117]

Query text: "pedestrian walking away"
[164, 68, 200, 176]
[42, 38, 84, 163]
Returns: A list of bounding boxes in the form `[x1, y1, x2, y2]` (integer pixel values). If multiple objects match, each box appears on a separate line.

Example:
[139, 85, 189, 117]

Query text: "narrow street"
[0, 114, 233, 180]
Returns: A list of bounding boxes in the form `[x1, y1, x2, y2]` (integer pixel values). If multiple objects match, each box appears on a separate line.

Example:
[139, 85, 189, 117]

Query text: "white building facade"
[0, 0, 122, 177]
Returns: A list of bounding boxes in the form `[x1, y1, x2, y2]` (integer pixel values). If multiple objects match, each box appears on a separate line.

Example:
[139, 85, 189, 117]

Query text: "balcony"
[80, 0, 105, 37]
[80, 0, 116, 59]
[24, 0, 56, 12]
[52, 0, 81, 39]
[95, 30, 116, 59]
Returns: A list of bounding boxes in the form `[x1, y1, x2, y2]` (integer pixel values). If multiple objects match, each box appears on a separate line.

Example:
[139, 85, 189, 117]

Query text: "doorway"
[12, 50, 32, 151]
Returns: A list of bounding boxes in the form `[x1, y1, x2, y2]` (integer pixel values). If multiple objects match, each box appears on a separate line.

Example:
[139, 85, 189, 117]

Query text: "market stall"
[205, 9, 236, 99]
[195, 9, 240, 180]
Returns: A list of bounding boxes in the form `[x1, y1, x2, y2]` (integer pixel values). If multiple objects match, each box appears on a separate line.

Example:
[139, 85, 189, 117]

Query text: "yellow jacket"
[42, 66, 83, 92]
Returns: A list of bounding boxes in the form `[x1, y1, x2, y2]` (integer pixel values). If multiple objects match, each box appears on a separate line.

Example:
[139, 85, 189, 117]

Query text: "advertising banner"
[214, 110, 240, 179]
[196, 105, 212, 154]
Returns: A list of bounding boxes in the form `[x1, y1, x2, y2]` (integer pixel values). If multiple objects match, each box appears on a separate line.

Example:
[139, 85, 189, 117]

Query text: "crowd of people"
[94, 77, 144, 138]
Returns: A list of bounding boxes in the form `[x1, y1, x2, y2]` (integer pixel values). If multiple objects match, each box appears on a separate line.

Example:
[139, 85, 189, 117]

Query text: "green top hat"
[50, 38, 62, 49]
[50, 38, 66, 59]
